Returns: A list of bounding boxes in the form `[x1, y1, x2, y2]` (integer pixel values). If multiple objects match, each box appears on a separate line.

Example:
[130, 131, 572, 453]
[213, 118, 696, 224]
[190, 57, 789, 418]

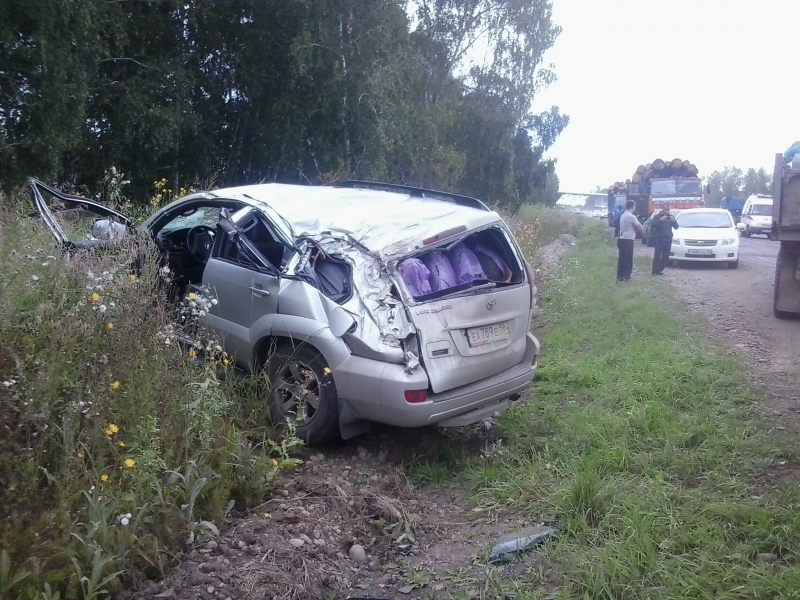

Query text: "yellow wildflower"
[123, 459, 136, 469]
[90, 292, 101, 303]
[270, 459, 278, 467]
[222, 359, 229, 366]
[188, 349, 197, 358]
[107, 323, 114, 330]
[187, 293, 197, 301]
[110, 381, 120, 391]
[118, 441, 125, 449]
[105, 423, 120, 436]
[100, 474, 109, 483]
[323, 367, 332, 375]
[128, 274, 137, 282]
[77, 452, 84, 459]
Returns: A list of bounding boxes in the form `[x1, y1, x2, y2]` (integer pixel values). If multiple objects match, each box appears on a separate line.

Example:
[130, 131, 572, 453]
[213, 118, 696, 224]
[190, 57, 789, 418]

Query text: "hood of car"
[202, 182, 501, 258]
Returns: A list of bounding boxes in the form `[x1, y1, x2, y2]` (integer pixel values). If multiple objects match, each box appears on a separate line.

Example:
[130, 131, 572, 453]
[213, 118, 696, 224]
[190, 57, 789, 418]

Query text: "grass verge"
[0, 192, 297, 599]
[460, 224, 800, 599]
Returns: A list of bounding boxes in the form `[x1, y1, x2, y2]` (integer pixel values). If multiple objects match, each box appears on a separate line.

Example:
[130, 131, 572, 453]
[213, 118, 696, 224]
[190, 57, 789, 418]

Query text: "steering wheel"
[186, 225, 216, 264]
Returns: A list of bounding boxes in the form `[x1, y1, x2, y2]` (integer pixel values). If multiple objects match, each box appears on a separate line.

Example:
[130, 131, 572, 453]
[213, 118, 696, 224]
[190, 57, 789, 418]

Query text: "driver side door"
[202, 210, 286, 367]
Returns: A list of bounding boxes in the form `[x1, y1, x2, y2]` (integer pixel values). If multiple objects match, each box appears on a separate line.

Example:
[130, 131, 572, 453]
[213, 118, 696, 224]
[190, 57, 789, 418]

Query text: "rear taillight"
[524, 261, 536, 308]
[404, 390, 428, 403]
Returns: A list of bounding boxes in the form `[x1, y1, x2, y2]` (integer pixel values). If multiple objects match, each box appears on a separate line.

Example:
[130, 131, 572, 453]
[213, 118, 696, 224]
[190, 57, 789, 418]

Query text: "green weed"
[0, 187, 300, 598]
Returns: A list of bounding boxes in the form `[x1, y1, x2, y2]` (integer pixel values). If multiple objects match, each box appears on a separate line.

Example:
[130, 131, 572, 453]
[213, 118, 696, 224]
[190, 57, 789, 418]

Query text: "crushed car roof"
[192, 183, 502, 255]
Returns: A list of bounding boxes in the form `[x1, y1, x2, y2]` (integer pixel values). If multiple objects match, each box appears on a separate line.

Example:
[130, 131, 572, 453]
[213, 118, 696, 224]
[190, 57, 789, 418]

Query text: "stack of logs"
[610, 158, 699, 193]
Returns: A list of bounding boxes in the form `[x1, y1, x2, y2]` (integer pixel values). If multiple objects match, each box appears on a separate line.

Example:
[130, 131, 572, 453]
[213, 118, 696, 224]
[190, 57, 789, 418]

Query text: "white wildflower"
[98, 305, 108, 314]
[31, 275, 40, 281]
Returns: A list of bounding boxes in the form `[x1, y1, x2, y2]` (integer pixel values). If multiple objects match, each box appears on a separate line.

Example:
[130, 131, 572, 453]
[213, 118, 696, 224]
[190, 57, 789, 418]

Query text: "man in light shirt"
[617, 200, 643, 282]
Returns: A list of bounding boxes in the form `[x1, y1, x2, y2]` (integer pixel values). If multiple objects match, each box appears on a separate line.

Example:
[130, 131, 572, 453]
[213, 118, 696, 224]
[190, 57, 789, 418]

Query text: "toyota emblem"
[486, 298, 496, 310]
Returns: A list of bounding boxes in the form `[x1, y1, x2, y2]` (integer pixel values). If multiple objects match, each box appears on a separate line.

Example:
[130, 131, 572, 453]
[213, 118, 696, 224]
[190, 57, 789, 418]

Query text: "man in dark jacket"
[650, 204, 678, 276]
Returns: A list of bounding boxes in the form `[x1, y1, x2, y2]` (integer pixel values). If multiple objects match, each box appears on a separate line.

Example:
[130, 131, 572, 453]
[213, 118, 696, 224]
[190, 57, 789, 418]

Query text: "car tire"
[727, 259, 739, 269]
[266, 343, 340, 445]
[667, 260, 675, 268]
[743, 227, 751, 238]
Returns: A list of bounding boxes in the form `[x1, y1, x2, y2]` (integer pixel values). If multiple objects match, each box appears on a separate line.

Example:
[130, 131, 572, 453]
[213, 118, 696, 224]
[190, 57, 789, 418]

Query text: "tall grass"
[0, 196, 294, 599]
[463, 226, 800, 598]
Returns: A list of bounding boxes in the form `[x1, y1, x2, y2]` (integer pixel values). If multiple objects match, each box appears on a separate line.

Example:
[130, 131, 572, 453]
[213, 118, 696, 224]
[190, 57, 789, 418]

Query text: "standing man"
[613, 204, 625, 237]
[617, 200, 642, 282]
[650, 203, 679, 276]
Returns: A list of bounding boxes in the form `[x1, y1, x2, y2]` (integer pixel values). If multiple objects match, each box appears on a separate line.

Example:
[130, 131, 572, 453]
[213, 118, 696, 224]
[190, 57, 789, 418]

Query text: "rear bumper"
[338, 332, 540, 428]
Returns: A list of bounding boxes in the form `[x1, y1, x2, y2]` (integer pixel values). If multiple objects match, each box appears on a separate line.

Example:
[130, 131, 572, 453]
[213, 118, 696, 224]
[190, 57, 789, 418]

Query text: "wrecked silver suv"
[30, 179, 540, 444]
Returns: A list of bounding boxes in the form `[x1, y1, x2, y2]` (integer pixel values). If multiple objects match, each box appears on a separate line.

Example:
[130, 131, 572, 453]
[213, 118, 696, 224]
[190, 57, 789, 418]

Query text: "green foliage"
[0, 196, 301, 598]
[706, 165, 773, 205]
[465, 224, 800, 598]
[0, 1, 566, 213]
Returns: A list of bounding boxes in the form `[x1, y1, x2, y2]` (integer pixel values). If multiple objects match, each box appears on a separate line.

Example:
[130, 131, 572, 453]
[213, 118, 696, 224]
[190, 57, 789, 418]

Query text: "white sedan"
[669, 208, 740, 269]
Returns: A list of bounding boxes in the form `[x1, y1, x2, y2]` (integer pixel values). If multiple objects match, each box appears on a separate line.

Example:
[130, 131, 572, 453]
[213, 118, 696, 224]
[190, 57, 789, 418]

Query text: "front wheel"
[266, 343, 340, 445]
[727, 259, 739, 269]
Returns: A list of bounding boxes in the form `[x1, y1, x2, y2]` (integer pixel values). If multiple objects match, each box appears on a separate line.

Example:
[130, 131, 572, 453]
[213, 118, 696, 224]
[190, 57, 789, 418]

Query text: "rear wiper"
[436, 282, 496, 300]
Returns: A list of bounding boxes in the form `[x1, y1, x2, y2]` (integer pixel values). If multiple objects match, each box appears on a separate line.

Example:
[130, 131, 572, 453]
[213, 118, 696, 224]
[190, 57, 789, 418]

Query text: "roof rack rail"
[333, 180, 490, 212]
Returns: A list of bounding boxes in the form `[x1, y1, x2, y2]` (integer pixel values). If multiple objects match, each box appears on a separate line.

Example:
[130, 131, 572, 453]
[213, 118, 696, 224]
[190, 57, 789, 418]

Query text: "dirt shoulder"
[631, 232, 800, 418]
[126, 235, 578, 600]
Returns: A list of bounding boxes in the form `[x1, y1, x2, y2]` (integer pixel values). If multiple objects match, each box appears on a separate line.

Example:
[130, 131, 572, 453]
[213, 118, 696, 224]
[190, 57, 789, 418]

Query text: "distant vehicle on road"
[719, 196, 746, 224]
[667, 208, 739, 269]
[739, 194, 773, 238]
[592, 206, 606, 219]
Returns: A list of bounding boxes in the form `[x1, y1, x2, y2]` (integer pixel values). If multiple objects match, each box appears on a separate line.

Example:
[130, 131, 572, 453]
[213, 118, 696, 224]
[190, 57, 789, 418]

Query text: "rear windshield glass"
[397, 227, 523, 301]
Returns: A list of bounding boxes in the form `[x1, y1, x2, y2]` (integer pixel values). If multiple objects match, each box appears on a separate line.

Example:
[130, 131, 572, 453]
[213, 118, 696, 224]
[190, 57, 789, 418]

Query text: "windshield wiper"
[434, 282, 497, 300]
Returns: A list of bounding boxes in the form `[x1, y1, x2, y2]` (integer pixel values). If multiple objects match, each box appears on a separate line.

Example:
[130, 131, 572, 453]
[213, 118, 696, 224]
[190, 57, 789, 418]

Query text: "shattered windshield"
[160, 207, 220, 232]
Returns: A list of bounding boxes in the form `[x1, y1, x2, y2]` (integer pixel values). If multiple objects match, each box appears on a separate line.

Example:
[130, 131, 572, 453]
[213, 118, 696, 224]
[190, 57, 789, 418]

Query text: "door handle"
[250, 286, 270, 297]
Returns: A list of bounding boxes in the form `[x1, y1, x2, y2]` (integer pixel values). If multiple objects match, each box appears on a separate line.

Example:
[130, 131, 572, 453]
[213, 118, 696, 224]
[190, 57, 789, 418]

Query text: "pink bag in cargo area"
[448, 242, 487, 284]
[398, 258, 432, 298]
[421, 252, 457, 291]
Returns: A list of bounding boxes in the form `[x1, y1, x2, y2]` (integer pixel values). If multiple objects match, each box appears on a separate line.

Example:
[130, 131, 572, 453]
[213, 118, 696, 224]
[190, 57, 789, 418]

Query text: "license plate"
[687, 249, 713, 255]
[467, 321, 510, 347]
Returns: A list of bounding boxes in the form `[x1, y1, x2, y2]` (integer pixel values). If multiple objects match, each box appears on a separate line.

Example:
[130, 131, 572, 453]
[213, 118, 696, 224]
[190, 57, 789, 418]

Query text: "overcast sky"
[532, 0, 799, 194]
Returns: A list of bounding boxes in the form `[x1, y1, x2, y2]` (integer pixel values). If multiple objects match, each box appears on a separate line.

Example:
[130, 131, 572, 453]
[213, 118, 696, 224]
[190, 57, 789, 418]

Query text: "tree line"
[705, 166, 772, 205]
[0, 0, 566, 212]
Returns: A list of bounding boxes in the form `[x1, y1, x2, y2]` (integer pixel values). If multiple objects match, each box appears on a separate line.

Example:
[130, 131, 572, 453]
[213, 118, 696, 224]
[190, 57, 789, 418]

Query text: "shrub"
[0, 195, 296, 599]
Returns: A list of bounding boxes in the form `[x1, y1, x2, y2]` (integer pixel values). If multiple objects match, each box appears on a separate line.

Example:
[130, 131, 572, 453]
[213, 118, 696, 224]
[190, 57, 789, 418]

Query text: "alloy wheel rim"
[272, 359, 321, 425]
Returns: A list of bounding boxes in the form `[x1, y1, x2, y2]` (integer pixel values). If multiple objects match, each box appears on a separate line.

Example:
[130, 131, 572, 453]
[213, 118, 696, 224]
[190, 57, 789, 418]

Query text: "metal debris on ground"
[487, 522, 558, 564]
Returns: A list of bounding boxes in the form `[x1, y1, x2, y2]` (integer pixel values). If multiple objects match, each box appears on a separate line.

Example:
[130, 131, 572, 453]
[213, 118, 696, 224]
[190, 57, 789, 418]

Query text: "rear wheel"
[266, 343, 340, 445]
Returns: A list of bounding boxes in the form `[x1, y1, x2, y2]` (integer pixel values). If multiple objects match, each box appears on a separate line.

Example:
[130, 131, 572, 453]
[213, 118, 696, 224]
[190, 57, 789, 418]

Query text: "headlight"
[671, 238, 681, 245]
[721, 238, 736, 245]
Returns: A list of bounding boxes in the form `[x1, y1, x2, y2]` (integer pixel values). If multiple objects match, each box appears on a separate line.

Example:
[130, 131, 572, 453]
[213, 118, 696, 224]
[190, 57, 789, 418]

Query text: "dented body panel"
[28, 177, 541, 438]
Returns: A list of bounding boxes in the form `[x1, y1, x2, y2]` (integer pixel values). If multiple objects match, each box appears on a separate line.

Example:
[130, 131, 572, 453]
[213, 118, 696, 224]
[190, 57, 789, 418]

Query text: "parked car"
[28, 179, 541, 444]
[667, 208, 739, 269]
[739, 193, 774, 238]
[591, 206, 606, 219]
